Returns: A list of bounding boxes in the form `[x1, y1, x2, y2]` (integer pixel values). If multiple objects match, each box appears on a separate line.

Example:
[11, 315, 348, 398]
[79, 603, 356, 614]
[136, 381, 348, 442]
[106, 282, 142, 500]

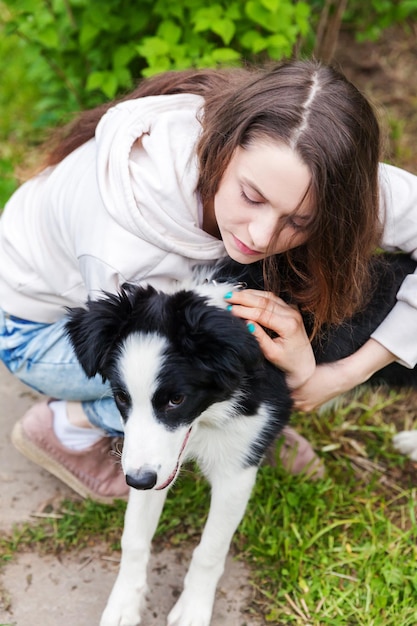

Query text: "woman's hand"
[225, 290, 398, 412]
[224, 289, 316, 390]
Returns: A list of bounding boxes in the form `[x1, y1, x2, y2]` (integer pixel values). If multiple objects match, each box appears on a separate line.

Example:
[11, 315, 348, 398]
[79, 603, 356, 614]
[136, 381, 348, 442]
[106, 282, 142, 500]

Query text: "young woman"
[1, 60, 416, 502]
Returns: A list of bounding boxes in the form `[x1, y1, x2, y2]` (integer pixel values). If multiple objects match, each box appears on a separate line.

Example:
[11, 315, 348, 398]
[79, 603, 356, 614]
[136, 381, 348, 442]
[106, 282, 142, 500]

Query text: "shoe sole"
[11, 420, 121, 505]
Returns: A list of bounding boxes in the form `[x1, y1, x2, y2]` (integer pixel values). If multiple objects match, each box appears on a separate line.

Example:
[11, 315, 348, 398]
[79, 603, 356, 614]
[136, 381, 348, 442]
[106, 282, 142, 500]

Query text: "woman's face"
[213, 140, 313, 264]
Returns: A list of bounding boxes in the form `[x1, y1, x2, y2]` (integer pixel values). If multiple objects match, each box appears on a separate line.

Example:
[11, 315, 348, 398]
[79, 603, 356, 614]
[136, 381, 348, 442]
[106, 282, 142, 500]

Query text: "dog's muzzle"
[124, 426, 193, 491]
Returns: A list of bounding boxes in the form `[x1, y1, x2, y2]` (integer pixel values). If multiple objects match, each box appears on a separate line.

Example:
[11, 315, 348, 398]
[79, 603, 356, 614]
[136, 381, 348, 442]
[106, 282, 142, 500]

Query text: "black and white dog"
[66, 254, 416, 626]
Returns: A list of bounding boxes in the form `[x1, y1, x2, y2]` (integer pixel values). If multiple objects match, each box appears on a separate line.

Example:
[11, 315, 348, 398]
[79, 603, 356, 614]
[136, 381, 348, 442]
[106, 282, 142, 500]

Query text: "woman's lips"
[232, 235, 262, 256]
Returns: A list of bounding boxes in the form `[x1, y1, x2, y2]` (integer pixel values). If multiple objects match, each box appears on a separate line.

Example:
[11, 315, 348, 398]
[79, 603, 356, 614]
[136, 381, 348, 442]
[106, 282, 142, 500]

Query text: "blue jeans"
[0, 309, 124, 436]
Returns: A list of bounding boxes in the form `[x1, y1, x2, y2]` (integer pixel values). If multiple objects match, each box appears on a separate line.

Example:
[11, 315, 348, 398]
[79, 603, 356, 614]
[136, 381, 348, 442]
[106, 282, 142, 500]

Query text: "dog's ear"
[65, 288, 136, 379]
[175, 295, 264, 391]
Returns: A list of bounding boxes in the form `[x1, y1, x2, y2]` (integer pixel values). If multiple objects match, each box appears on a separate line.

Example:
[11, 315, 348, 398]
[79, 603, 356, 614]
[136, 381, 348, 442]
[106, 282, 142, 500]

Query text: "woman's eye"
[115, 390, 130, 406]
[286, 218, 302, 230]
[168, 394, 185, 408]
[286, 216, 308, 232]
[240, 189, 263, 206]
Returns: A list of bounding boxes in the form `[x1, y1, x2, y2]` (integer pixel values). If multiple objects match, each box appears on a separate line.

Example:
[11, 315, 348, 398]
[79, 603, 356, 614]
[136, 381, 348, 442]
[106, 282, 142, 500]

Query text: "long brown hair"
[40, 60, 382, 335]
[197, 60, 382, 335]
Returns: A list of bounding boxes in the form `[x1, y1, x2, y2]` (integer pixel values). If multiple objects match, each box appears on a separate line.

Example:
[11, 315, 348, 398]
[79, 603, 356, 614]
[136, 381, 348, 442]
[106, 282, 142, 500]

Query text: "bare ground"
[334, 23, 417, 174]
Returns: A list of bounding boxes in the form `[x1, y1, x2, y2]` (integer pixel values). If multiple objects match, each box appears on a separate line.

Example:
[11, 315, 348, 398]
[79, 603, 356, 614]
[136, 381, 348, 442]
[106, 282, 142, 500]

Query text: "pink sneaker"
[268, 426, 325, 479]
[11, 401, 129, 504]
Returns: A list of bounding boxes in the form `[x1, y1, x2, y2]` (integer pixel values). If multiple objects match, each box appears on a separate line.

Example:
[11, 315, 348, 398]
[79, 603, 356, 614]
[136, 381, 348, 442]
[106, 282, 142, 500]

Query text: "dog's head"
[66, 284, 264, 490]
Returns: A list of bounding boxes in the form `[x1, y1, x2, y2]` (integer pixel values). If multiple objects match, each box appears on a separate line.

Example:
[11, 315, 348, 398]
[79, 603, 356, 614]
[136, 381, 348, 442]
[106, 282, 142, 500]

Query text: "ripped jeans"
[0, 309, 124, 436]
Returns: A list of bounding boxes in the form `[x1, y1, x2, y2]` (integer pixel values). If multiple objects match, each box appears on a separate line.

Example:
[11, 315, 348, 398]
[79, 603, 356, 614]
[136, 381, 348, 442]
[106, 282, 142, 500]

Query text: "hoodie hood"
[95, 93, 226, 260]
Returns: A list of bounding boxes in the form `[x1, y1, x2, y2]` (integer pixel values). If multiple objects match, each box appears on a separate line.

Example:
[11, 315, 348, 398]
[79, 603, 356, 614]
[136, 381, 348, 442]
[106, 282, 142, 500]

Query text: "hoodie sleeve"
[371, 163, 417, 367]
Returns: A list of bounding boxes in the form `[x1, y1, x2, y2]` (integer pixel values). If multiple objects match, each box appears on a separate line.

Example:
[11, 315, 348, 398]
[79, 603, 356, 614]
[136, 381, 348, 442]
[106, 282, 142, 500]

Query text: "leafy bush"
[1, 0, 416, 202]
[343, 0, 417, 41]
[2, 0, 416, 136]
[1, 0, 312, 128]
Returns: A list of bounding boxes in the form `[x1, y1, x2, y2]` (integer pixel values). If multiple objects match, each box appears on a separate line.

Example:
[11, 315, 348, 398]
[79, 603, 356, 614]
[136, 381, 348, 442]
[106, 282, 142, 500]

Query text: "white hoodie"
[0, 94, 226, 323]
[0, 93, 416, 367]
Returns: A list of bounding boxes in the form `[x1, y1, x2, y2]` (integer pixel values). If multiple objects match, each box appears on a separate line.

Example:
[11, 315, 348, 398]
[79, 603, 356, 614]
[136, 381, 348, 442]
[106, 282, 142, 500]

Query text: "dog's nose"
[125, 468, 158, 490]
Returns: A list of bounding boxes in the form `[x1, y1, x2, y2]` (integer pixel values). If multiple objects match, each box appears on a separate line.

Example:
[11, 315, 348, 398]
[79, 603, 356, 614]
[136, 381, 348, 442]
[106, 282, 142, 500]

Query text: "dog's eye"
[168, 394, 185, 408]
[115, 390, 130, 407]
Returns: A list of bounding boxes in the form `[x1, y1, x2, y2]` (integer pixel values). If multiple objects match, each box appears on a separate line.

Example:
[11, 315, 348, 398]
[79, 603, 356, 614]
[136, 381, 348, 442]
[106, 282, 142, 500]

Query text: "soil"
[0, 23, 416, 626]
[334, 23, 417, 174]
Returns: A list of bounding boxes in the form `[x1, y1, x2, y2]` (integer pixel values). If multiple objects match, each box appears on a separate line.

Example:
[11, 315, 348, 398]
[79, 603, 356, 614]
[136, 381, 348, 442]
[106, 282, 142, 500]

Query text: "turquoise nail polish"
[224, 291, 233, 299]
[247, 322, 255, 333]
[226, 304, 233, 311]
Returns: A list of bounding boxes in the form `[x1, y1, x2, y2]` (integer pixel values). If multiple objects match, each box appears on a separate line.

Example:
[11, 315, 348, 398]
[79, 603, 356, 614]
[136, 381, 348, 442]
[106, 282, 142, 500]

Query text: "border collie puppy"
[66, 254, 416, 626]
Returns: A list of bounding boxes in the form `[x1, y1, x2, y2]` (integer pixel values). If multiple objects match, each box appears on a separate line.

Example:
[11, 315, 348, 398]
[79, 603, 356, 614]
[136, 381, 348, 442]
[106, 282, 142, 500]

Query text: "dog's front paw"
[393, 430, 417, 461]
[100, 605, 141, 626]
[100, 604, 141, 626]
[100, 587, 146, 626]
[167, 592, 212, 626]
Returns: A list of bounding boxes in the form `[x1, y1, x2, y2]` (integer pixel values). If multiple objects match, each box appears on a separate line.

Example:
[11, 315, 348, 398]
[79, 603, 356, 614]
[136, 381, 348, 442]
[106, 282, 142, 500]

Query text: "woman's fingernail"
[226, 304, 233, 311]
[224, 291, 233, 299]
[247, 322, 256, 333]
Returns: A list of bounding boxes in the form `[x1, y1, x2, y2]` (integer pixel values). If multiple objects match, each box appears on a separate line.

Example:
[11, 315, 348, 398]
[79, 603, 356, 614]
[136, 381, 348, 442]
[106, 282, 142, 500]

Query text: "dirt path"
[0, 363, 261, 626]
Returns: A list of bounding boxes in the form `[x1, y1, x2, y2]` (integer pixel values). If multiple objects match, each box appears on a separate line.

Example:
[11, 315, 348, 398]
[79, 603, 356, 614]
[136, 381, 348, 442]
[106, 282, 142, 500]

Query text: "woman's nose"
[248, 216, 277, 252]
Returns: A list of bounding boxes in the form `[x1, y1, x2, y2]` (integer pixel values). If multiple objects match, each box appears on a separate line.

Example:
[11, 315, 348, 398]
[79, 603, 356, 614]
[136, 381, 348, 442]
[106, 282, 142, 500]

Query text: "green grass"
[1, 390, 417, 625]
[0, 158, 18, 209]
[240, 469, 417, 625]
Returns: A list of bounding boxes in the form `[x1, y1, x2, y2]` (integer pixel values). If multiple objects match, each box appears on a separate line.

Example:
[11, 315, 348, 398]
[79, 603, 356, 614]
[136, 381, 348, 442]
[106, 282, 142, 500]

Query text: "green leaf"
[141, 59, 171, 78]
[153, 0, 184, 20]
[212, 18, 235, 45]
[294, 2, 311, 36]
[295, 1, 311, 20]
[112, 44, 136, 70]
[245, 0, 302, 39]
[113, 66, 133, 89]
[85, 71, 106, 91]
[85, 4, 111, 30]
[36, 25, 60, 49]
[157, 19, 182, 45]
[210, 47, 240, 63]
[244, 0, 280, 32]
[79, 22, 100, 49]
[137, 36, 170, 58]
[224, 2, 241, 20]
[86, 70, 118, 98]
[192, 5, 223, 32]
[98, 73, 119, 99]
[267, 32, 292, 52]
[260, 0, 280, 11]
[240, 30, 268, 53]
